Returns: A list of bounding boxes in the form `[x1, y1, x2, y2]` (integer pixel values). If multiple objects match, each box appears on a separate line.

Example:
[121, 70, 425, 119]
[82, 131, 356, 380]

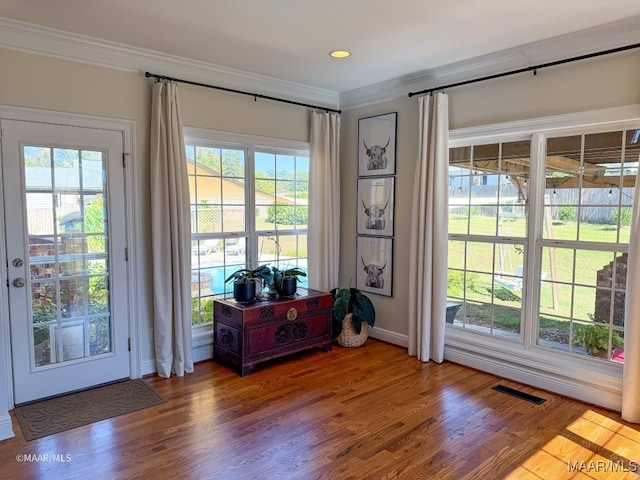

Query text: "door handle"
[12, 278, 25, 288]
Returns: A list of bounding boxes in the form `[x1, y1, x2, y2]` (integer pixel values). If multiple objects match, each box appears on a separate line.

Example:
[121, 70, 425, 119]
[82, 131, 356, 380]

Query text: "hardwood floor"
[1, 339, 639, 479]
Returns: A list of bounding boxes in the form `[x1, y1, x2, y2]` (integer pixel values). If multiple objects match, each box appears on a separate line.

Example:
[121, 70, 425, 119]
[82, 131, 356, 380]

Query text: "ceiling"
[1, 0, 640, 100]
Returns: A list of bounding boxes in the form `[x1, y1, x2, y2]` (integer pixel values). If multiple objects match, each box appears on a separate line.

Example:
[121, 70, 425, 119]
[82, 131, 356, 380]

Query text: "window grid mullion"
[524, 132, 546, 349]
[246, 146, 256, 269]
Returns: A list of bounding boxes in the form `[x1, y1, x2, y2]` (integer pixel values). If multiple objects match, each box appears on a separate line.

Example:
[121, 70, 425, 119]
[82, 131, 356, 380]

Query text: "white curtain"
[150, 81, 193, 378]
[622, 171, 640, 422]
[308, 111, 341, 291]
[408, 93, 449, 362]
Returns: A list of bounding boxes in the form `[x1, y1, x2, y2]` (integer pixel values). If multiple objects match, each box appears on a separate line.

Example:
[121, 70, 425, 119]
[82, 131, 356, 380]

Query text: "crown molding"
[339, 15, 640, 110]
[0, 17, 340, 110]
[1, 15, 639, 113]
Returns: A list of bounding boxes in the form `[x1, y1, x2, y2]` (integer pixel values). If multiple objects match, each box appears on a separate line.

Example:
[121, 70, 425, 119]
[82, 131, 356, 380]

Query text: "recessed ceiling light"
[329, 50, 351, 59]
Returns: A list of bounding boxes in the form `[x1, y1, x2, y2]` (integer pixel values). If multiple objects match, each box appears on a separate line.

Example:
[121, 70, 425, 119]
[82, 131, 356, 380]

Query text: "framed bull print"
[358, 112, 397, 177]
[357, 177, 394, 237]
[356, 236, 393, 297]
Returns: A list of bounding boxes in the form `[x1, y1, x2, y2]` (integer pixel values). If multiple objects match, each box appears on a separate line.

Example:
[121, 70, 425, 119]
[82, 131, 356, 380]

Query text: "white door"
[2, 119, 130, 404]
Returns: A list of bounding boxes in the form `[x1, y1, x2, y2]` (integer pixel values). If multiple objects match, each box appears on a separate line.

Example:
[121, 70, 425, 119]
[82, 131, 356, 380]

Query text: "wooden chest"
[213, 288, 333, 376]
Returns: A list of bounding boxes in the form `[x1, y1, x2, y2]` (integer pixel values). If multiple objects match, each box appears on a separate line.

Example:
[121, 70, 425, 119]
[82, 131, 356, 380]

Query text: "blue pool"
[192, 262, 309, 298]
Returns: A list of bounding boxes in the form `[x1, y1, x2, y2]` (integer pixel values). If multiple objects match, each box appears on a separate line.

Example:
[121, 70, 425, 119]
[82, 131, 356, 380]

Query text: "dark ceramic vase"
[233, 280, 257, 303]
[277, 277, 297, 297]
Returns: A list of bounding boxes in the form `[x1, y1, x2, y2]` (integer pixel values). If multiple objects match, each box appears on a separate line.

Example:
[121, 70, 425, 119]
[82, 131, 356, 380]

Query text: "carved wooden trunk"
[213, 288, 333, 376]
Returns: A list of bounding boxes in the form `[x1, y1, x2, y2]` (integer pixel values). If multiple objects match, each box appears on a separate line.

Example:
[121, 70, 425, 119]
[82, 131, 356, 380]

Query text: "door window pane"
[53, 148, 80, 190]
[24, 145, 113, 368]
[24, 146, 52, 189]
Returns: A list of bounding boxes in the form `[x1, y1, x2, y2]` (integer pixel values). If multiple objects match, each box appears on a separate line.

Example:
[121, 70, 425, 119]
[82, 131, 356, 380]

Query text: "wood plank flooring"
[1, 339, 639, 479]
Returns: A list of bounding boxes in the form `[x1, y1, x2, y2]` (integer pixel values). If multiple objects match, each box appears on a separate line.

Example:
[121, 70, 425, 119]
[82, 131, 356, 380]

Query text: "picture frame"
[358, 112, 397, 177]
[357, 177, 395, 237]
[356, 236, 393, 297]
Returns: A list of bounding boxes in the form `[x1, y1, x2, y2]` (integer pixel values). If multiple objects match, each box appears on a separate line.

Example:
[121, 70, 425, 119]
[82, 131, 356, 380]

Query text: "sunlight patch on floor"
[504, 410, 640, 480]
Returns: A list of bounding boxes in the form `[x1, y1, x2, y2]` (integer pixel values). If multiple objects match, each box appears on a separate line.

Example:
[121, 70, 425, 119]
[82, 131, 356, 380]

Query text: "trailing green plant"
[330, 286, 375, 338]
[572, 323, 623, 355]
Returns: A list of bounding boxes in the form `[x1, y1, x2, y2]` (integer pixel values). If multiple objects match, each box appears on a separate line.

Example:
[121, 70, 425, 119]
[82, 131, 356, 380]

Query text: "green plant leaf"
[331, 286, 376, 341]
[332, 288, 351, 323]
[225, 264, 272, 283]
[225, 269, 252, 283]
[354, 291, 375, 327]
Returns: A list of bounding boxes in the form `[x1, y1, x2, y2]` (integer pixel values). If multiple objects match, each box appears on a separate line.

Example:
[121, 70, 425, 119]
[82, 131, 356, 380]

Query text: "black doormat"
[14, 379, 165, 441]
[492, 384, 547, 405]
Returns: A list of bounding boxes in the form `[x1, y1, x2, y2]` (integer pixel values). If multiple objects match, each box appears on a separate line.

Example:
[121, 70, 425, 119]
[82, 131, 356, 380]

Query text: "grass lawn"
[255, 218, 307, 258]
[448, 213, 628, 337]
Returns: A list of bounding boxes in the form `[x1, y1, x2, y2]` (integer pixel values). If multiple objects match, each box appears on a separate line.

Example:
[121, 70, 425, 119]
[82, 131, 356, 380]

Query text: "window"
[185, 130, 310, 328]
[447, 113, 639, 368]
[448, 140, 529, 339]
[254, 151, 309, 278]
[537, 131, 635, 360]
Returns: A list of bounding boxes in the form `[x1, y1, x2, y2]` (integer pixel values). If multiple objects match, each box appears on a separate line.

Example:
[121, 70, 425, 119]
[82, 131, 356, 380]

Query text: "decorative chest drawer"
[213, 288, 333, 376]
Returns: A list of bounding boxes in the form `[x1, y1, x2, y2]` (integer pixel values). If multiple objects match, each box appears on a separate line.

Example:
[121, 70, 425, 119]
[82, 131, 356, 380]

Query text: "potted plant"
[572, 324, 624, 358]
[225, 264, 272, 303]
[271, 266, 306, 298]
[330, 286, 375, 347]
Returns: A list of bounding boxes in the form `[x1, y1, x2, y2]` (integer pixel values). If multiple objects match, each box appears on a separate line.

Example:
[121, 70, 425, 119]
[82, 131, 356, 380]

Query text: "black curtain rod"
[408, 42, 640, 98]
[145, 72, 341, 114]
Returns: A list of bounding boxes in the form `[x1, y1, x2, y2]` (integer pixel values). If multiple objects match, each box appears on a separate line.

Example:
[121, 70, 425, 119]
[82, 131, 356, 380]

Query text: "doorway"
[1, 119, 130, 404]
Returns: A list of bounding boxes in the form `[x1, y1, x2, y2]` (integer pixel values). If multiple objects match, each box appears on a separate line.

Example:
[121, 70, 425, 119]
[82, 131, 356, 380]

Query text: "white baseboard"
[368, 327, 408, 348]
[141, 332, 214, 377]
[0, 412, 15, 441]
[192, 335, 213, 364]
[445, 346, 622, 411]
[140, 359, 156, 377]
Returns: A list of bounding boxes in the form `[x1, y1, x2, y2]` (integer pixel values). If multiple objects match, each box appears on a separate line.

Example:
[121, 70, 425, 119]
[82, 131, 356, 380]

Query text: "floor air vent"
[491, 384, 546, 405]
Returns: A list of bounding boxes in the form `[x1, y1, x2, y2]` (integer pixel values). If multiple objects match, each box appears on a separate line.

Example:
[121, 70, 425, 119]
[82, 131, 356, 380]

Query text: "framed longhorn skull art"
[358, 112, 397, 177]
[357, 177, 394, 237]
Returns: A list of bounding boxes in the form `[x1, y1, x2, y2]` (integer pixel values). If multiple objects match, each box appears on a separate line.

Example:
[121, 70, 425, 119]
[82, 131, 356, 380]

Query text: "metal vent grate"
[492, 384, 547, 405]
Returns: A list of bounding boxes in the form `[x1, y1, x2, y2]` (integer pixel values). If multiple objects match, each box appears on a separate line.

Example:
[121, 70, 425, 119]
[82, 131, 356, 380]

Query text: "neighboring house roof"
[24, 164, 103, 190]
[188, 160, 300, 206]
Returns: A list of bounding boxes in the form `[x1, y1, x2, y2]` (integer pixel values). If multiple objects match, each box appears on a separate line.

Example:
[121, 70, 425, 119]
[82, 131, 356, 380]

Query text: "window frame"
[446, 106, 640, 402]
[184, 127, 310, 339]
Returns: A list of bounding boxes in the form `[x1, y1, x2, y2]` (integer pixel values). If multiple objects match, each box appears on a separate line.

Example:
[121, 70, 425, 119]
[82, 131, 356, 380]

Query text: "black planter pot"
[276, 277, 297, 297]
[233, 280, 257, 303]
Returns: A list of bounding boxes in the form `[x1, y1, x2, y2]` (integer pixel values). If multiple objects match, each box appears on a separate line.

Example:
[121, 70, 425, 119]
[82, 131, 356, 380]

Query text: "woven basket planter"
[336, 313, 368, 348]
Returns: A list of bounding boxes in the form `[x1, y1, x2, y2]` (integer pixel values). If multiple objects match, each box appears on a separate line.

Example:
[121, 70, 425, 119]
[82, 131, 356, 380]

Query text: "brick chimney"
[594, 253, 627, 327]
